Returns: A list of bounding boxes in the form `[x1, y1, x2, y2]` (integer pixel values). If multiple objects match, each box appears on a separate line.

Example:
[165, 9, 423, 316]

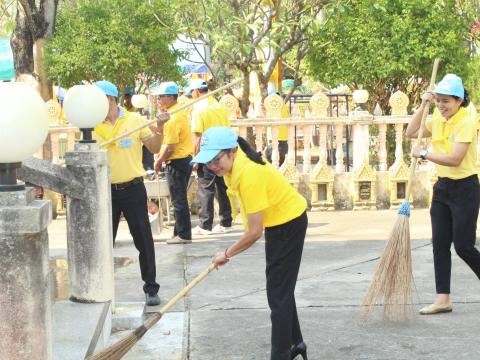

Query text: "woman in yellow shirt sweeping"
[406, 74, 480, 315]
[191, 126, 308, 360]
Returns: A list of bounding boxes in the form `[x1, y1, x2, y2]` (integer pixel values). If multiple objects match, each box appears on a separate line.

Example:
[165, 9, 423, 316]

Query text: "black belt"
[111, 177, 143, 191]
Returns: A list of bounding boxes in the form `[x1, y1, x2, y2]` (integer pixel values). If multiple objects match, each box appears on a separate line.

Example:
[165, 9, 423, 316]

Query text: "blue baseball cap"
[95, 80, 119, 97]
[183, 86, 193, 98]
[188, 79, 208, 91]
[124, 86, 134, 96]
[191, 127, 238, 164]
[434, 74, 464, 99]
[152, 81, 179, 96]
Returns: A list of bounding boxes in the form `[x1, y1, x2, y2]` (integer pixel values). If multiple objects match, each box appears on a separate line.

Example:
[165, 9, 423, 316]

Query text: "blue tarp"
[0, 38, 14, 81]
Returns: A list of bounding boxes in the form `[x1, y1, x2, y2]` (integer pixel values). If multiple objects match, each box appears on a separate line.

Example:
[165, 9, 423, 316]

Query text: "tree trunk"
[34, 39, 52, 101]
[11, 10, 34, 75]
[240, 69, 250, 117]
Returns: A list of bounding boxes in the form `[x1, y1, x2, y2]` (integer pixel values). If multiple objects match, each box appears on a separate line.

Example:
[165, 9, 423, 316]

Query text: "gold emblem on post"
[264, 93, 283, 117]
[219, 94, 239, 119]
[46, 99, 62, 123]
[389, 91, 409, 116]
[310, 92, 329, 116]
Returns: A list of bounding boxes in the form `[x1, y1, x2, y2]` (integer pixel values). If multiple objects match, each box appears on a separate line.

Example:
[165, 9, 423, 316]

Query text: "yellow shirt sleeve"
[454, 117, 475, 143]
[239, 174, 269, 214]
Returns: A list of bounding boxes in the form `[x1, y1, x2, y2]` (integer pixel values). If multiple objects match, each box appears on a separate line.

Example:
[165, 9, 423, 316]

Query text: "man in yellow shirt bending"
[153, 82, 194, 244]
[94, 80, 167, 306]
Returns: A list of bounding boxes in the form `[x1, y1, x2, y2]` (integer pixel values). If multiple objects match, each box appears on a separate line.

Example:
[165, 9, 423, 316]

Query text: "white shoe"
[166, 235, 192, 244]
[192, 225, 212, 236]
[419, 303, 452, 315]
[212, 224, 233, 233]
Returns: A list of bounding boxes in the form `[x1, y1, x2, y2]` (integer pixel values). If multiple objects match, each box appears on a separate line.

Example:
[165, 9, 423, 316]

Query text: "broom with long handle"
[361, 58, 440, 321]
[87, 263, 216, 360]
[99, 78, 242, 147]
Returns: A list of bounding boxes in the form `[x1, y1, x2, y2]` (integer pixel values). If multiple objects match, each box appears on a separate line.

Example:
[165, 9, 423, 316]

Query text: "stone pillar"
[65, 142, 114, 303]
[319, 125, 328, 165]
[271, 126, 280, 168]
[394, 123, 404, 165]
[302, 125, 312, 173]
[378, 122, 388, 171]
[0, 188, 52, 359]
[351, 111, 374, 171]
[335, 123, 344, 173]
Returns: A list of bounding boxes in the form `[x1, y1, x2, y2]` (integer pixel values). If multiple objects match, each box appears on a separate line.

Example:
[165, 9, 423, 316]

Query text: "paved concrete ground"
[49, 209, 480, 359]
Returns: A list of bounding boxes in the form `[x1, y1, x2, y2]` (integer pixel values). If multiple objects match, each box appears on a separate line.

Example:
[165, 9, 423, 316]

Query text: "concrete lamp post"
[62, 85, 116, 304]
[351, 89, 373, 171]
[0, 83, 52, 359]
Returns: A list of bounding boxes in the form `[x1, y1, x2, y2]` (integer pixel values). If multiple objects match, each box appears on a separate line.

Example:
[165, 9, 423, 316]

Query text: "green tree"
[308, 0, 475, 113]
[170, 0, 327, 115]
[0, 0, 16, 37]
[44, 0, 182, 91]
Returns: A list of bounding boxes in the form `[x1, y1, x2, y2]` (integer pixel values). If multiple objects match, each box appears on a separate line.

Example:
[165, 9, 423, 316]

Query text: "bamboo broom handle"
[99, 78, 242, 147]
[405, 58, 440, 200]
[143, 263, 217, 330]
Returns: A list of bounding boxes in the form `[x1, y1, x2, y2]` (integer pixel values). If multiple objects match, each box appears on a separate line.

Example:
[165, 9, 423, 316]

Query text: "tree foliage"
[44, 0, 182, 91]
[170, 0, 327, 115]
[308, 0, 475, 113]
[0, 0, 16, 37]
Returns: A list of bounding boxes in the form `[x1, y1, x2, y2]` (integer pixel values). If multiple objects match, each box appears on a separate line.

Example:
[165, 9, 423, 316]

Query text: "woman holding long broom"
[406, 73, 480, 315]
[191, 126, 308, 360]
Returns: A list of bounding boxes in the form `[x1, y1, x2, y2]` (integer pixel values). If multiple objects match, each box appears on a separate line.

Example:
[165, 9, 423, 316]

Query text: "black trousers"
[166, 156, 192, 240]
[111, 182, 160, 295]
[197, 164, 232, 230]
[266, 140, 288, 167]
[265, 211, 307, 360]
[430, 175, 480, 294]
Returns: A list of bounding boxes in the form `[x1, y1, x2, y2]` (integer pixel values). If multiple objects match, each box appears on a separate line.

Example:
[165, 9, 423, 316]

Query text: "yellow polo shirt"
[163, 102, 193, 160]
[224, 149, 307, 228]
[94, 108, 151, 184]
[426, 106, 477, 179]
[191, 97, 230, 133]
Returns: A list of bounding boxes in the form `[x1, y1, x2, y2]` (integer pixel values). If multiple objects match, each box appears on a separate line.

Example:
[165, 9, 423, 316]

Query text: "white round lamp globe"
[0, 83, 49, 163]
[352, 89, 369, 105]
[63, 85, 109, 128]
[131, 94, 149, 109]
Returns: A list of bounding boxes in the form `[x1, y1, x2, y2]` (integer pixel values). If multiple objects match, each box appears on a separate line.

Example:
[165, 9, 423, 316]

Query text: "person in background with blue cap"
[406, 74, 480, 315]
[93, 80, 169, 306]
[123, 86, 135, 112]
[189, 79, 233, 236]
[192, 126, 308, 360]
[153, 82, 194, 244]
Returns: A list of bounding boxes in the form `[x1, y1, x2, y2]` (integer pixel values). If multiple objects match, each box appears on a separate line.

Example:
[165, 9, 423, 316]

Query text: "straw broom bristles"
[87, 312, 162, 360]
[361, 209, 412, 321]
[361, 58, 440, 321]
[87, 263, 216, 360]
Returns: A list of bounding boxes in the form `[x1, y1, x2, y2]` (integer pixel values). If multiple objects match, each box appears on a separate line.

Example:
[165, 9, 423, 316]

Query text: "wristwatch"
[419, 149, 428, 160]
